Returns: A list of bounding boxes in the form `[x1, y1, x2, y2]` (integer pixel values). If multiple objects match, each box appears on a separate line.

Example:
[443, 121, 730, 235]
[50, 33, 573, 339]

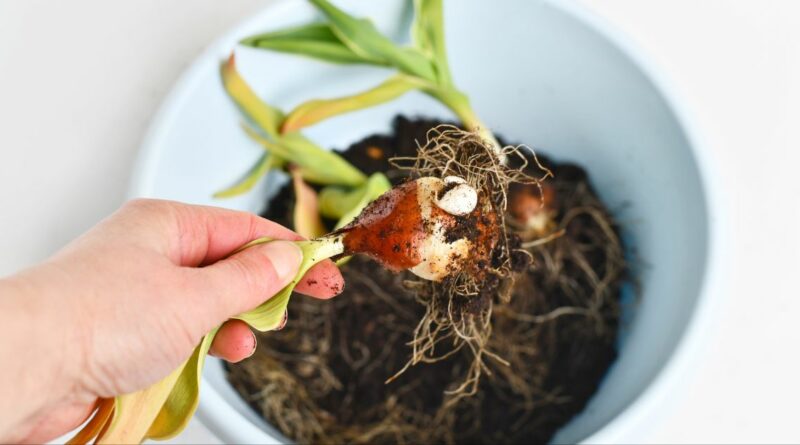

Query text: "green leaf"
[213, 153, 277, 199]
[318, 185, 364, 219]
[145, 328, 218, 440]
[240, 23, 387, 65]
[319, 173, 391, 228]
[242, 125, 367, 186]
[282, 74, 428, 132]
[221, 53, 285, 139]
[236, 237, 344, 331]
[412, 0, 451, 86]
[309, 0, 437, 81]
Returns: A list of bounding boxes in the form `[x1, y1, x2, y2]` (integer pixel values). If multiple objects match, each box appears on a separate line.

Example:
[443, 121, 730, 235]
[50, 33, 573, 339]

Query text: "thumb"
[197, 240, 303, 320]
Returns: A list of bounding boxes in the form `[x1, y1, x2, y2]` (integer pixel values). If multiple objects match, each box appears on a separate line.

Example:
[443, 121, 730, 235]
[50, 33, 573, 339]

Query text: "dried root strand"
[522, 180, 626, 335]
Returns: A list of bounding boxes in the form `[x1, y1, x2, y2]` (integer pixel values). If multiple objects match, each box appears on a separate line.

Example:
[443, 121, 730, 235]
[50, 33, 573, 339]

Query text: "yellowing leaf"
[291, 169, 327, 239]
[80, 336, 213, 444]
[213, 153, 277, 199]
[145, 330, 218, 440]
[240, 23, 385, 66]
[221, 53, 285, 139]
[94, 361, 190, 444]
[282, 74, 427, 133]
[222, 44, 369, 189]
[67, 398, 115, 445]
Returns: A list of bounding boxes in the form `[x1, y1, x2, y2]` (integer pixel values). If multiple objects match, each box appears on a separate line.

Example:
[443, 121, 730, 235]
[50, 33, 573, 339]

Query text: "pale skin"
[0, 199, 344, 443]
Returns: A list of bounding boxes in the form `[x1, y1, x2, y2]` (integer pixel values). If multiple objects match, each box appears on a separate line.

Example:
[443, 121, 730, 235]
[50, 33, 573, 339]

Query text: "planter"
[132, 0, 724, 443]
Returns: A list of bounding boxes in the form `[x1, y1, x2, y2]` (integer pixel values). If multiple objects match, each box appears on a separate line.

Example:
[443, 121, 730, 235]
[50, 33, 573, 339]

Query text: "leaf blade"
[333, 173, 391, 229]
[240, 23, 385, 65]
[95, 360, 190, 444]
[67, 398, 115, 445]
[412, 0, 451, 85]
[318, 185, 364, 219]
[309, 0, 436, 81]
[282, 74, 426, 133]
[221, 53, 285, 139]
[291, 168, 327, 239]
[242, 126, 366, 186]
[213, 152, 276, 199]
[144, 330, 218, 440]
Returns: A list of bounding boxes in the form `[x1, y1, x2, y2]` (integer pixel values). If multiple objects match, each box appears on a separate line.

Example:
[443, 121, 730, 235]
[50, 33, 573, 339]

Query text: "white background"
[1, 0, 798, 443]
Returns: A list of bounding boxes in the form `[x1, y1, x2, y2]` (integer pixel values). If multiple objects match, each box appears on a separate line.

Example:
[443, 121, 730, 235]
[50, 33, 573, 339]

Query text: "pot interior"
[138, 0, 710, 442]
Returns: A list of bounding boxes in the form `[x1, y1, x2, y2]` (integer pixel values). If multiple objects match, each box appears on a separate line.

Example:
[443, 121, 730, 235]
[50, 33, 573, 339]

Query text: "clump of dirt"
[226, 116, 626, 444]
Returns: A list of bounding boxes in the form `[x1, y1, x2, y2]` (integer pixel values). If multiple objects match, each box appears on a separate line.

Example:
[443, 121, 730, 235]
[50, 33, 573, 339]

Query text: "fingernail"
[259, 240, 303, 285]
[246, 331, 257, 358]
[274, 310, 289, 331]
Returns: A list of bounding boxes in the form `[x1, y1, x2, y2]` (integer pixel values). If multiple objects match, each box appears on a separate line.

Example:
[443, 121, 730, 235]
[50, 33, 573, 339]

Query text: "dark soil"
[226, 116, 625, 444]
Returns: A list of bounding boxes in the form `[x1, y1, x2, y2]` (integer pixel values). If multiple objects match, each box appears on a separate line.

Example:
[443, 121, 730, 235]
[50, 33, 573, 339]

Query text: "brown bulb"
[339, 180, 426, 271]
[338, 177, 498, 281]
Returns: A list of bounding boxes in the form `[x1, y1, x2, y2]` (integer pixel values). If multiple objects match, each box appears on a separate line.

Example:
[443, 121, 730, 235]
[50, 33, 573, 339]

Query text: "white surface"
[0, 0, 798, 443]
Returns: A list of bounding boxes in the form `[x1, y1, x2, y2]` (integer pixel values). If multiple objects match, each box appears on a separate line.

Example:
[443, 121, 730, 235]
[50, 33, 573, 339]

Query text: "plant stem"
[240, 235, 344, 260]
[297, 235, 346, 263]
[427, 87, 501, 153]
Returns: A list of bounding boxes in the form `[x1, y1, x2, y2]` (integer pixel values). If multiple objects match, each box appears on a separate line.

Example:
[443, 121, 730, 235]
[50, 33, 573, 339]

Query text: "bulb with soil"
[234, 173, 501, 334]
[304, 175, 498, 282]
[337, 175, 497, 281]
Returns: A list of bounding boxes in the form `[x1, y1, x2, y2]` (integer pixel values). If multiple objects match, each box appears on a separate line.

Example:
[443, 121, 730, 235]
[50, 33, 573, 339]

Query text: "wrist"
[0, 266, 86, 434]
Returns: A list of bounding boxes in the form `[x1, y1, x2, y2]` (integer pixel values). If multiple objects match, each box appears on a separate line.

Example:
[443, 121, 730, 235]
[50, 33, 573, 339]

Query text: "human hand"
[0, 199, 343, 443]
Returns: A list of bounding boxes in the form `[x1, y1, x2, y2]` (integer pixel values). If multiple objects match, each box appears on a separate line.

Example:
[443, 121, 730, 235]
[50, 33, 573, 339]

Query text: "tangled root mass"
[227, 117, 627, 444]
[387, 126, 552, 401]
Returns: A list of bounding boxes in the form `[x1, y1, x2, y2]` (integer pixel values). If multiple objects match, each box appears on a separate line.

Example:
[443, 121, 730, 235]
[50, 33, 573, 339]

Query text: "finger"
[169, 203, 303, 267]
[209, 320, 257, 363]
[195, 240, 302, 321]
[293, 260, 345, 299]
